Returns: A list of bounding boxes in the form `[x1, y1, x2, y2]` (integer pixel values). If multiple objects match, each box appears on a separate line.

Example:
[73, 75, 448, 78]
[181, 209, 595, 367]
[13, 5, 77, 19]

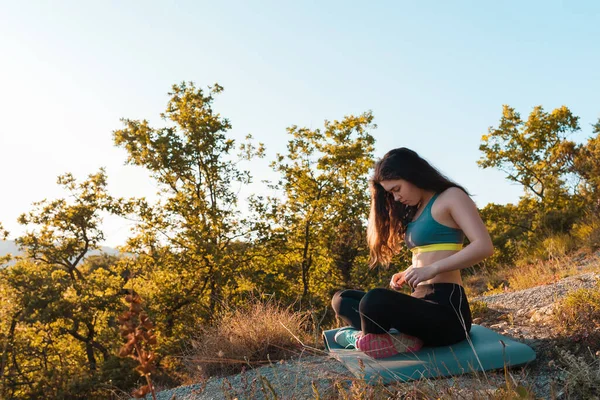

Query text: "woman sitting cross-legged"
[331, 147, 494, 359]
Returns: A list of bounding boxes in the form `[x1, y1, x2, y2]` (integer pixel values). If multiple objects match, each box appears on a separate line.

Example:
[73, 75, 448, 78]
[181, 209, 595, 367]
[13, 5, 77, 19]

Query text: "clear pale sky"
[1, 1, 599, 247]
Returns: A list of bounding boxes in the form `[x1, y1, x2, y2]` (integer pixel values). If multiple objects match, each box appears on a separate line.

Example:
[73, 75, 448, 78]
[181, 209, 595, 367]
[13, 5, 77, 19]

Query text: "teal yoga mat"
[323, 325, 536, 384]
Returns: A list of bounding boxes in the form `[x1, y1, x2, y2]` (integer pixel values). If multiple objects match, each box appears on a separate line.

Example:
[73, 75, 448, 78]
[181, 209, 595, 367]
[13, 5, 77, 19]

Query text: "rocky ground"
[470, 271, 600, 400]
[149, 271, 600, 400]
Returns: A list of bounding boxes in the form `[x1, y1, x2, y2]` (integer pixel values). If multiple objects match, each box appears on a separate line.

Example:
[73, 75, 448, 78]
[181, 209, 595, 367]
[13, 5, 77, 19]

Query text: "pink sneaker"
[356, 332, 423, 359]
[390, 332, 423, 353]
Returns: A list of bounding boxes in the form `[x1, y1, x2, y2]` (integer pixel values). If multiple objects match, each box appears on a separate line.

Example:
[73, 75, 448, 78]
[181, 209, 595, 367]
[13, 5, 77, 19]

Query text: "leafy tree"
[16, 171, 113, 281]
[263, 112, 376, 302]
[479, 199, 538, 266]
[15, 170, 120, 369]
[478, 105, 590, 250]
[479, 105, 580, 207]
[0, 171, 128, 399]
[112, 82, 266, 340]
[0, 264, 21, 398]
[572, 118, 600, 202]
[478, 107, 600, 266]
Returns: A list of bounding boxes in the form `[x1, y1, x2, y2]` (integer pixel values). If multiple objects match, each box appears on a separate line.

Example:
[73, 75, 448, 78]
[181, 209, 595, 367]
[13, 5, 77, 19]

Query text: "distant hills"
[0, 240, 20, 257]
[0, 240, 120, 266]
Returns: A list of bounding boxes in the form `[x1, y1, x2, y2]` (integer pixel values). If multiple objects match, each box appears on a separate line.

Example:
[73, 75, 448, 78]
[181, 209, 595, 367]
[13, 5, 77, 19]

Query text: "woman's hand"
[389, 270, 407, 290]
[404, 265, 439, 288]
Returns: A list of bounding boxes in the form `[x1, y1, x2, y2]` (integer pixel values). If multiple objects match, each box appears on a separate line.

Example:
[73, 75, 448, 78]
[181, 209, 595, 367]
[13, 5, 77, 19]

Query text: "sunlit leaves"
[478, 107, 600, 268]
[260, 112, 376, 300]
[15, 169, 115, 280]
[1, 171, 126, 398]
[113, 82, 267, 348]
[478, 105, 579, 204]
[571, 118, 600, 198]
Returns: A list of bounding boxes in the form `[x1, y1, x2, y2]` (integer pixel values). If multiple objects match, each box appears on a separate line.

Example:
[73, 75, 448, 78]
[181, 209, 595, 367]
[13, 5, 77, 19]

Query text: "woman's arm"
[430, 188, 494, 274]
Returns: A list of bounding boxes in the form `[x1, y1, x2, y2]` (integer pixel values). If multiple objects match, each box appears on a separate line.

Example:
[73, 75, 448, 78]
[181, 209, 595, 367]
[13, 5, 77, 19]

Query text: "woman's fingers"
[390, 274, 404, 290]
[397, 273, 406, 285]
[405, 270, 418, 288]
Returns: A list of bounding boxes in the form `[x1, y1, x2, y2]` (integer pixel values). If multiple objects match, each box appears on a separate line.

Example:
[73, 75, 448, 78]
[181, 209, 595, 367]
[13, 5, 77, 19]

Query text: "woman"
[331, 148, 494, 358]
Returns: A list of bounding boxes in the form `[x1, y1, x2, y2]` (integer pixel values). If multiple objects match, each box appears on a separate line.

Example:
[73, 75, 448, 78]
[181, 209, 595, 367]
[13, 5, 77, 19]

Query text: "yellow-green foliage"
[553, 283, 600, 342]
[187, 297, 311, 379]
[514, 234, 573, 269]
[469, 300, 490, 319]
[523, 234, 576, 264]
[541, 234, 577, 259]
[572, 214, 600, 251]
[483, 281, 508, 296]
[0, 258, 130, 400]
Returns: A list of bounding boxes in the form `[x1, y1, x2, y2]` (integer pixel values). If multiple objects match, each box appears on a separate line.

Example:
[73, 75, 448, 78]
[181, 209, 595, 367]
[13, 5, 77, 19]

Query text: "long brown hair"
[367, 148, 468, 267]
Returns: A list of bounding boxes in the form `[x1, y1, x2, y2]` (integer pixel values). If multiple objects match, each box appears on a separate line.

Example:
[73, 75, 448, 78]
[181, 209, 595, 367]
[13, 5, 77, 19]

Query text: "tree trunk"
[64, 321, 106, 372]
[85, 342, 97, 372]
[0, 312, 20, 384]
[208, 271, 222, 319]
[301, 220, 313, 300]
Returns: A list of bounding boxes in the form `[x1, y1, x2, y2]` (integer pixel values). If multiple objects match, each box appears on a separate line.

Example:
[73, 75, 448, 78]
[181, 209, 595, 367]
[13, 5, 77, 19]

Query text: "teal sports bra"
[405, 193, 465, 253]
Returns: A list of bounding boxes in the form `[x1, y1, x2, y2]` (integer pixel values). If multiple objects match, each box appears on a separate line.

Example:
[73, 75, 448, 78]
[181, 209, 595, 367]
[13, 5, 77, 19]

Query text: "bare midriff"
[413, 250, 463, 286]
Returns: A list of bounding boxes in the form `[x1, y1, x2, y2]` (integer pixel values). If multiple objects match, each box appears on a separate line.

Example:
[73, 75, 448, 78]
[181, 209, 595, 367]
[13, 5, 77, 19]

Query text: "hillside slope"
[148, 271, 600, 399]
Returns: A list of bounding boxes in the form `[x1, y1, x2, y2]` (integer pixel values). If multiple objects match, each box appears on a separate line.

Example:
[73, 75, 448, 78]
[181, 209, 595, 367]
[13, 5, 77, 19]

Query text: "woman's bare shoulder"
[439, 187, 472, 204]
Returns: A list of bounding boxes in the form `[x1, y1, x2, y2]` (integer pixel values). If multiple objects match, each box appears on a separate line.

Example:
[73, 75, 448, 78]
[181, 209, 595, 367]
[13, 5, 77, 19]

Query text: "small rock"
[516, 308, 529, 317]
[529, 305, 555, 324]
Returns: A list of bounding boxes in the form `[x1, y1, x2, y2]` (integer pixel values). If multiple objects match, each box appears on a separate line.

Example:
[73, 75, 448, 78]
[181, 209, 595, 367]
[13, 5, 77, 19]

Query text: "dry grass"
[507, 257, 579, 292]
[316, 367, 538, 400]
[552, 282, 600, 345]
[462, 267, 508, 297]
[210, 362, 540, 400]
[464, 250, 600, 296]
[186, 296, 312, 379]
[518, 233, 577, 265]
[555, 349, 600, 399]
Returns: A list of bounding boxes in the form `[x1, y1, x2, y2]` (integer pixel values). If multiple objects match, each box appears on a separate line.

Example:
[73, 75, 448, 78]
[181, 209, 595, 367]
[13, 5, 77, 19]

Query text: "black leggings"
[331, 283, 472, 347]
